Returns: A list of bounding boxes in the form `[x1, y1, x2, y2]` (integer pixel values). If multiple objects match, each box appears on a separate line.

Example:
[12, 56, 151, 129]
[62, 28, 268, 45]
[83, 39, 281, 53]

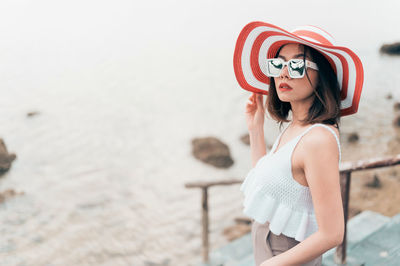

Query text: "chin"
[278, 96, 292, 102]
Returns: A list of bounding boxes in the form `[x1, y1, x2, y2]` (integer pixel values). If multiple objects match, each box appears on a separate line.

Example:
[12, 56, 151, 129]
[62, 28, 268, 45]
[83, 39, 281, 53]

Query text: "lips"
[279, 83, 293, 91]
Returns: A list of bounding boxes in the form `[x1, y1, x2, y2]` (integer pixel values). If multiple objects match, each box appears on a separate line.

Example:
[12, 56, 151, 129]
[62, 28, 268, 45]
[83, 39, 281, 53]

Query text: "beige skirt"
[251, 219, 322, 266]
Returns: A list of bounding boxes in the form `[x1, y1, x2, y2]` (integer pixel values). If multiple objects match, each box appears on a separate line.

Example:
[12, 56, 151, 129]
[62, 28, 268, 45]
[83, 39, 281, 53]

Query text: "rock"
[394, 102, 400, 111]
[192, 137, 234, 168]
[380, 42, 400, 55]
[393, 115, 400, 127]
[0, 139, 16, 175]
[365, 174, 382, 189]
[0, 189, 24, 204]
[222, 223, 251, 241]
[386, 93, 393, 100]
[348, 132, 359, 143]
[240, 133, 250, 145]
[27, 111, 40, 117]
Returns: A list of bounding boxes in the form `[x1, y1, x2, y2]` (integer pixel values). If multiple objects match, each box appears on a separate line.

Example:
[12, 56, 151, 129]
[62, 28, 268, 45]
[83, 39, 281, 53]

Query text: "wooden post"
[202, 187, 209, 263]
[334, 171, 351, 264]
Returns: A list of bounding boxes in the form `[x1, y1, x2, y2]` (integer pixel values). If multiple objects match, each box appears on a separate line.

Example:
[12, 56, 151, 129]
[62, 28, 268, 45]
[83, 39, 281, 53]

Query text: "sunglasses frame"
[265, 58, 319, 79]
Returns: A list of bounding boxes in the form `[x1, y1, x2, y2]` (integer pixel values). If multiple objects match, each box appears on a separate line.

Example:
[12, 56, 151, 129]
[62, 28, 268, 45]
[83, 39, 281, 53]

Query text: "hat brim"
[233, 21, 364, 117]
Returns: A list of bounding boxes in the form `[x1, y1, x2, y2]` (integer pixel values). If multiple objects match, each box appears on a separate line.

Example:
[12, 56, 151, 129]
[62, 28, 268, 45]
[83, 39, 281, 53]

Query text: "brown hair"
[265, 44, 341, 131]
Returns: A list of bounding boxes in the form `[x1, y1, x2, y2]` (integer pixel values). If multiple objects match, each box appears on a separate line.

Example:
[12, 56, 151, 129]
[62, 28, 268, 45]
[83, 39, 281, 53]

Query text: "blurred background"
[0, 0, 400, 265]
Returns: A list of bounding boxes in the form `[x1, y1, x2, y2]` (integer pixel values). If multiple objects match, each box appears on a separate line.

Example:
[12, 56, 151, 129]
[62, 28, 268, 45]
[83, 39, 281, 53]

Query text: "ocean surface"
[0, 0, 400, 265]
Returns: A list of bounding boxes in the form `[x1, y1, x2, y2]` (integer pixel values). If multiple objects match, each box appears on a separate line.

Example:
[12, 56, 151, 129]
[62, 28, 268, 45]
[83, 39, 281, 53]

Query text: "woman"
[233, 22, 364, 266]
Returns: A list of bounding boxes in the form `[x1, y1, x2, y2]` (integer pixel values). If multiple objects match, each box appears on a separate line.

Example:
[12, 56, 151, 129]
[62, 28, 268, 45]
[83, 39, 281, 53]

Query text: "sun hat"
[233, 21, 364, 117]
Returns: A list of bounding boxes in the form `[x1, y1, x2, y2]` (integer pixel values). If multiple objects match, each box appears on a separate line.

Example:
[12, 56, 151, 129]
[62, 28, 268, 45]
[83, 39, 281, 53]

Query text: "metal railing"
[185, 154, 400, 264]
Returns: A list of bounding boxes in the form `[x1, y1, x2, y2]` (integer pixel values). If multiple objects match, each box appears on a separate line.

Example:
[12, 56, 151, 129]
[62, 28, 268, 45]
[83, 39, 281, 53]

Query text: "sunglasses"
[265, 58, 319, 79]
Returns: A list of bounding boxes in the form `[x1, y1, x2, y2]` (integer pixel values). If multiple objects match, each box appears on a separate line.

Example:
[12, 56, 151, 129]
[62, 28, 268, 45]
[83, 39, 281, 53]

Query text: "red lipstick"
[279, 83, 293, 91]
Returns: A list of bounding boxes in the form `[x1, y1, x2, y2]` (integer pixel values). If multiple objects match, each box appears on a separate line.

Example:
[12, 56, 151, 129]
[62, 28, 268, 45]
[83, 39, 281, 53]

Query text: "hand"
[245, 93, 266, 132]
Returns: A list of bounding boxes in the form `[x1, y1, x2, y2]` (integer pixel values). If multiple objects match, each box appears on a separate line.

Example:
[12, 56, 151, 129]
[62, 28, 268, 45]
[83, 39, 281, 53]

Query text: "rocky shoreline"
[0, 138, 18, 204]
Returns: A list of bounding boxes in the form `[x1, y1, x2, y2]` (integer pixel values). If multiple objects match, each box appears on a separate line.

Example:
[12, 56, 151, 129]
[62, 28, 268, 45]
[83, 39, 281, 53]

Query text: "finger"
[245, 104, 255, 113]
[256, 94, 263, 108]
[248, 94, 254, 103]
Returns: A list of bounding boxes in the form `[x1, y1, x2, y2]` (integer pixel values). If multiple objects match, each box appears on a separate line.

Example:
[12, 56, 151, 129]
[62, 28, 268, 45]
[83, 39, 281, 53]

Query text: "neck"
[290, 108, 309, 127]
[290, 95, 314, 127]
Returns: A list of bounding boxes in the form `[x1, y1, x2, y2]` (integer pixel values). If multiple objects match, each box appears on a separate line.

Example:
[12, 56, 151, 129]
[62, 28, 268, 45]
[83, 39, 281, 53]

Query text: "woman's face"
[273, 43, 319, 103]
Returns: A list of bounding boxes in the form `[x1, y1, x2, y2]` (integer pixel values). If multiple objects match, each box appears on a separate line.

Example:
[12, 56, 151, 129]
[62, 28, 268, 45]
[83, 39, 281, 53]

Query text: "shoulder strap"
[298, 124, 341, 162]
[271, 122, 291, 151]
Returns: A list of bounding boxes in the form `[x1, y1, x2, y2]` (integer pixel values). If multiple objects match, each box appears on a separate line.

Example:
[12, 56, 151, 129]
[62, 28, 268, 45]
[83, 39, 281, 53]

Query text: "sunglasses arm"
[306, 60, 319, 71]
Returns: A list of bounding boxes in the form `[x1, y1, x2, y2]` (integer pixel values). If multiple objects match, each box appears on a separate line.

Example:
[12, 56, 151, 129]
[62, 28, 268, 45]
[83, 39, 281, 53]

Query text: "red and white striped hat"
[233, 21, 364, 116]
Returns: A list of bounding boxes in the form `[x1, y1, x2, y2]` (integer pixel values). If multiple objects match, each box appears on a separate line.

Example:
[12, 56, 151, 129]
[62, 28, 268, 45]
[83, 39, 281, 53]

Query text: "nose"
[279, 65, 290, 79]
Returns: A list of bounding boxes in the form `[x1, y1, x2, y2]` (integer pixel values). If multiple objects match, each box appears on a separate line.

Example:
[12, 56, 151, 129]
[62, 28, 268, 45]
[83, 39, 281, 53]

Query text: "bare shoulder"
[303, 125, 339, 145]
[324, 124, 340, 139]
[301, 124, 340, 162]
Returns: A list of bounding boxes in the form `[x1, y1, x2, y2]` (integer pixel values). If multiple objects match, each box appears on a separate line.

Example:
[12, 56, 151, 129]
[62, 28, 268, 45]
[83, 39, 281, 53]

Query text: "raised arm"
[245, 93, 267, 167]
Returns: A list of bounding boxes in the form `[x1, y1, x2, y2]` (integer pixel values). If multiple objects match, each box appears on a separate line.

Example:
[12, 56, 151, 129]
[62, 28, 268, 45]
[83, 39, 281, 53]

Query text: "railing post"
[201, 187, 209, 263]
[335, 171, 351, 264]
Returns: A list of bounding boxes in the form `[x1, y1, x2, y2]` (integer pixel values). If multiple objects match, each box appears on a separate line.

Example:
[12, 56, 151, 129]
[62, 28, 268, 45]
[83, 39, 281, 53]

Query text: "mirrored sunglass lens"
[289, 59, 305, 77]
[267, 59, 283, 76]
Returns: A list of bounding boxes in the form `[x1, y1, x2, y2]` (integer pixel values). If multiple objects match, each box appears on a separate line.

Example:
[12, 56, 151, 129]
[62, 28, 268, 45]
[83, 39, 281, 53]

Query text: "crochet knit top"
[239, 122, 341, 241]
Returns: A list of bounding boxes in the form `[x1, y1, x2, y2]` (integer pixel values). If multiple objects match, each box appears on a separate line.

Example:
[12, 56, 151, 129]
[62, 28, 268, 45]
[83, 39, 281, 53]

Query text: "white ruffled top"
[240, 122, 341, 241]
